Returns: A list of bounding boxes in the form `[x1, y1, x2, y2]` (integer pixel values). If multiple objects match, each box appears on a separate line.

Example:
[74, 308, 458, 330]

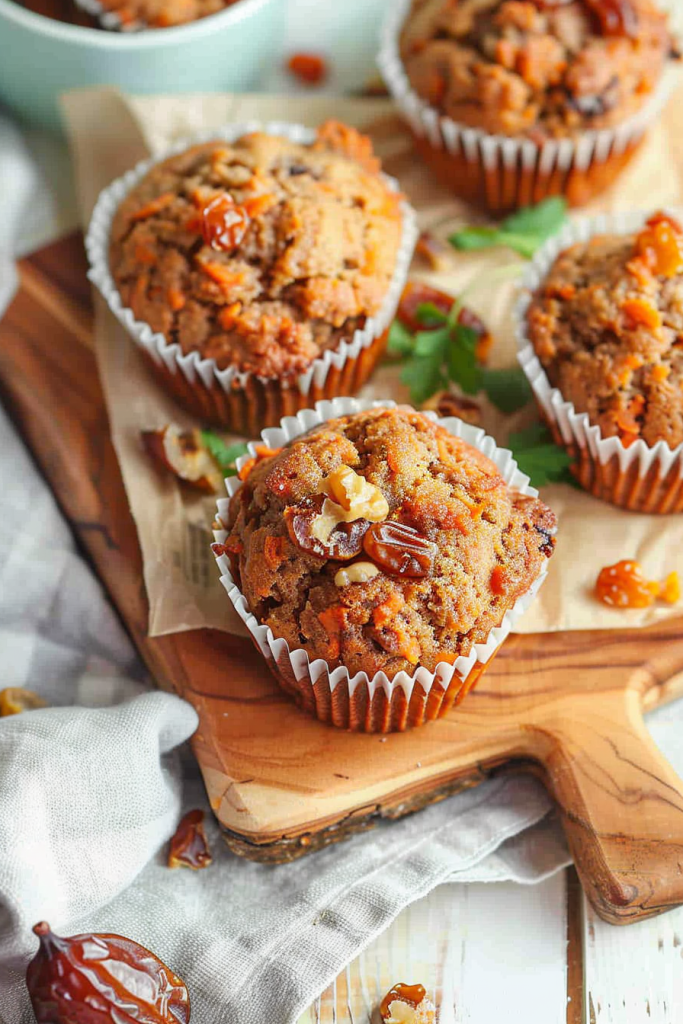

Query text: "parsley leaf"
[507, 423, 573, 487]
[482, 366, 533, 414]
[447, 324, 482, 395]
[449, 197, 567, 259]
[387, 319, 415, 356]
[201, 431, 249, 477]
[401, 355, 447, 405]
[415, 302, 449, 327]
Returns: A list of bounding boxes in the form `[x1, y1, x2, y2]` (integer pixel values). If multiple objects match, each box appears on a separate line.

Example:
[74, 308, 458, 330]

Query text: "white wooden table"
[10, 1, 683, 1020]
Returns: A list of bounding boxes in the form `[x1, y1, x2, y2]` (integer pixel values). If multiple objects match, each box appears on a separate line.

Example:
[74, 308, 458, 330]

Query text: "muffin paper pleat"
[378, 0, 682, 213]
[515, 209, 683, 513]
[212, 397, 551, 733]
[86, 123, 418, 433]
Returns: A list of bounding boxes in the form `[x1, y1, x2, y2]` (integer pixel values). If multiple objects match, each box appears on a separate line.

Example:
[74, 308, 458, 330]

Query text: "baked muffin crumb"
[109, 123, 402, 379]
[527, 212, 683, 448]
[225, 407, 556, 680]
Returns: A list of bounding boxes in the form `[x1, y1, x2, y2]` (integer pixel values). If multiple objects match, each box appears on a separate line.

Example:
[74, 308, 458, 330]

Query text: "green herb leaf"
[414, 325, 451, 358]
[482, 366, 533, 414]
[201, 431, 249, 477]
[447, 324, 482, 395]
[449, 197, 567, 259]
[387, 320, 416, 356]
[401, 355, 447, 405]
[507, 423, 573, 487]
[415, 302, 449, 327]
[503, 197, 567, 240]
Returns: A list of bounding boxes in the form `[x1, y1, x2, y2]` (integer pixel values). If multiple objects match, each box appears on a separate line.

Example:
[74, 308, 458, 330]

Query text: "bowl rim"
[0, 0, 277, 47]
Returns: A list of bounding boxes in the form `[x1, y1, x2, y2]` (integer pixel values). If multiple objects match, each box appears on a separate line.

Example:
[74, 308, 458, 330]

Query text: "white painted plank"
[584, 898, 683, 1023]
[299, 873, 568, 1024]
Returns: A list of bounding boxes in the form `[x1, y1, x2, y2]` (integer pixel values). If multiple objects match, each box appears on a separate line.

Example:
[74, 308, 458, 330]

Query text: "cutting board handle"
[533, 687, 683, 924]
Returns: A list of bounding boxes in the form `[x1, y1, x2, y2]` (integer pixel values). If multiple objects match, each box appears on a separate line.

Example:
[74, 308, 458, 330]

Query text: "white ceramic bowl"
[0, 0, 286, 131]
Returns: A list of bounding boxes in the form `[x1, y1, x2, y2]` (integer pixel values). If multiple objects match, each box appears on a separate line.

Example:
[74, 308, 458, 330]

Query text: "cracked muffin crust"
[399, 0, 677, 139]
[223, 407, 556, 681]
[527, 211, 683, 449]
[109, 123, 403, 380]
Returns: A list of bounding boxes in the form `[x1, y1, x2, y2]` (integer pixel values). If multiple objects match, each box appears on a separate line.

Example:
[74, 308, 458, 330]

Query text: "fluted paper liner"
[378, 0, 682, 214]
[86, 122, 418, 433]
[212, 397, 550, 732]
[516, 209, 683, 513]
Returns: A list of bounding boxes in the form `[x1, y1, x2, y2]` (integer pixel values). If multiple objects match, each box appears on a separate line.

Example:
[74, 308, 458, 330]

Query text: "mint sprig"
[390, 299, 531, 413]
[507, 424, 574, 488]
[201, 431, 249, 477]
[449, 197, 567, 259]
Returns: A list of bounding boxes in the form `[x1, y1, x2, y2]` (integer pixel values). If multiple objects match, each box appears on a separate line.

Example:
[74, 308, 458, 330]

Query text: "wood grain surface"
[3, 233, 683, 926]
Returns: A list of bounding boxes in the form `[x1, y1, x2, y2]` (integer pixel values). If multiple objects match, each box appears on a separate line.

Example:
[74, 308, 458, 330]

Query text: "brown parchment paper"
[60, 85, 683, 638]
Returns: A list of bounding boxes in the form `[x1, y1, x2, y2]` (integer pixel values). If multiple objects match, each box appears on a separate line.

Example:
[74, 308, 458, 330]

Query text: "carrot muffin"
[399, 0, 676, 140]
[93, 0, 240, 27]
[527, 211, 683, 450]
[106, 123, 408, 431]
[381, 0, 679, 211]
[223, 407, 556, 684]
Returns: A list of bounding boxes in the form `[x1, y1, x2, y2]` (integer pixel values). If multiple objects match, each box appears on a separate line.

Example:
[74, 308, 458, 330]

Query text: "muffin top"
[109, 123, 403, 378]
[97, 0, 239, 28]
[222, 407, 556, 680]
[527, 212, 683, 449]
[399, 0, 676, 138]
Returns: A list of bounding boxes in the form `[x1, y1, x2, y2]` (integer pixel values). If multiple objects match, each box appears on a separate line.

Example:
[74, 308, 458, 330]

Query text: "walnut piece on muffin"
[224, 407, 556, 681]
[527, 211, 683, 449]
[399, 0, 677, 139]
[109, 123, 403, 379]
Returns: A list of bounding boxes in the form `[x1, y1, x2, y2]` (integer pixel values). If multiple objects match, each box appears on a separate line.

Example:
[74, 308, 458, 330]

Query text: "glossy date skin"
[26, 922, 190, 1024]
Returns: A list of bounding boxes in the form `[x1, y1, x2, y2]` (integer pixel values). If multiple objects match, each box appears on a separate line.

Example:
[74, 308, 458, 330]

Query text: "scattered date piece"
[0, 687, 47, 716]
[380, 982, 436, 1024]
[595, 561, 680, 609]
[363, 521, 436, 579]
[287, 52, 328, 86]
[26, 921, 190, 1024]
[168, 809, 213, 871]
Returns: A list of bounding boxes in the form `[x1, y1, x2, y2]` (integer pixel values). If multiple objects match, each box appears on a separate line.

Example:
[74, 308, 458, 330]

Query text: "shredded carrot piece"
[621, 298, 661, 332]
[264, 536, 287, 570]
[218, 303, 242, 330]
[651, 363, 670, 382]
[199, 263, 245, 293]
[372, 592, 405, 629]
[167, 287, 186, 312]
[130, 193, 174, 222]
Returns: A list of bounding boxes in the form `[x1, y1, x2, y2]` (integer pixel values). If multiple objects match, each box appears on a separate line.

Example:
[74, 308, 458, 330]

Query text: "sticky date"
[285, 494, 369, 560]
[200, 193, 250, 252]
[363, 521, 435, 578]
[168, 809, 213, 871]
[26, 921, 190, 1023]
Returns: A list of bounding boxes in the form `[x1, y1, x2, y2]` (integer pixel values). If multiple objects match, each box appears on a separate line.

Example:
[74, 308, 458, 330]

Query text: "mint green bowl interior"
[0, 0, 287, 131]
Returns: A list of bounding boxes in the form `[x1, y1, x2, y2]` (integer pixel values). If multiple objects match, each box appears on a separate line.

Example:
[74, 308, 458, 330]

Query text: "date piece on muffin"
[223, 407, 556, 681]
[109, 123, 403, 382]
[527, 211, 683, 450]
[399, 0, 677, 140]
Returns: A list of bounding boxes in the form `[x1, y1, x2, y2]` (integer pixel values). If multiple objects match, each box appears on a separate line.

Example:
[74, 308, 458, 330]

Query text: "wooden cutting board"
[4, 233, 683, 927]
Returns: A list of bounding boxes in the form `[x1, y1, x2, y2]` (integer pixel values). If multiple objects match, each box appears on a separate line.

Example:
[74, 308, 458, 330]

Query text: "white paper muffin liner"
[515, 208, 683, 513]
[86, 123, 418, 432]
[211, 397, 552, 732]
[378, 0, 682, 213]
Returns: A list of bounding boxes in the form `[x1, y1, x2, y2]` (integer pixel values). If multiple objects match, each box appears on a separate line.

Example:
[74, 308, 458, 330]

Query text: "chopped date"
[363, 521, 436, 578]
[168, 809, 213, 871]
